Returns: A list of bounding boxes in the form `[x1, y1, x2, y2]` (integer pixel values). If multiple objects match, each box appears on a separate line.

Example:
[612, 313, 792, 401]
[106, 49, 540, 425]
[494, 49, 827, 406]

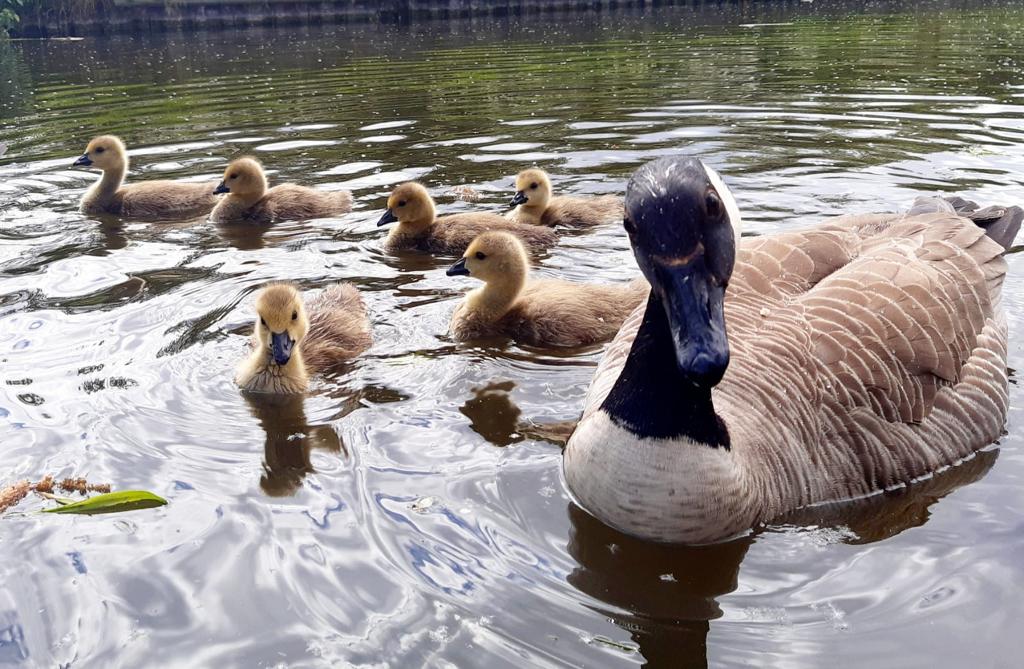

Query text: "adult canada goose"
[377, 182, 557, 255]
[74, 135, 218, 219]
[507, 168, 622, 228]
[446, 231, 647, 346]
[211, 157, 353, 224]
[236, 282, 372, 394]
[564, 156, 1022, 544]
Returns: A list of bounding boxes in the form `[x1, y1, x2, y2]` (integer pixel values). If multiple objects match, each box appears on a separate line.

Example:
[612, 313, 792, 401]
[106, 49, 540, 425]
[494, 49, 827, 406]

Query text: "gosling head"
[74, 135, 127, 171]
[216, 157, 268, 198]
[509, 168, 552, 209]
[446, 231, 529, 283]
[624, 156, 740, 388]
[377, 182, 435, 228]
[253, 283, 309, 367]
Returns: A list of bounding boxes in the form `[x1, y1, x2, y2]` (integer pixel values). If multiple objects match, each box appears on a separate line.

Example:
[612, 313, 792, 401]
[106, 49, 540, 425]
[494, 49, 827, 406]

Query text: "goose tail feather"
[909, 195, 1022, 252]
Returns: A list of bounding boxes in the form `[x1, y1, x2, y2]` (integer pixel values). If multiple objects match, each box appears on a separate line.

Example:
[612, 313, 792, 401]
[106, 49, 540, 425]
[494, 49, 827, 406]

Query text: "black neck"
[600, 293, 729, 447]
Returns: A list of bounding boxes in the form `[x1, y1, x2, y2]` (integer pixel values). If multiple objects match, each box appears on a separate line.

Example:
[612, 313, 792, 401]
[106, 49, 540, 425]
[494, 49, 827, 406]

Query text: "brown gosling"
[211, 157, 353, 224]
[507, 168, 623, 228]
[446, 231, 648, 347]
[377, 182, 558, 255]
[236, 282, 372, 394]
[74, 135, 219, 219]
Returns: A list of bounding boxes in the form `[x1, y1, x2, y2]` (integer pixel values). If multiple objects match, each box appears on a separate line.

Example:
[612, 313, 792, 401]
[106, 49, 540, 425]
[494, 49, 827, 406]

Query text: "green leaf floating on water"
[43, 490, 167, 515]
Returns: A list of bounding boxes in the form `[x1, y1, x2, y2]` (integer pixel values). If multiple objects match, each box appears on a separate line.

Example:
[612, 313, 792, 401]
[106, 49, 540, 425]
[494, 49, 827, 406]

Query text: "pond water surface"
[2, 1, 1024, 667]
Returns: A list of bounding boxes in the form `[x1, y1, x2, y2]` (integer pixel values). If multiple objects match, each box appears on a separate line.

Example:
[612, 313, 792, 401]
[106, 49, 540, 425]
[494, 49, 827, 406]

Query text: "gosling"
[507, 168, 622, 228]
[74, 135, 219, 219]
[377, 182, 557, 255]
[446, 231, 648, 347]
[211, 157, 353, 224]
[236, 282, 372, 394]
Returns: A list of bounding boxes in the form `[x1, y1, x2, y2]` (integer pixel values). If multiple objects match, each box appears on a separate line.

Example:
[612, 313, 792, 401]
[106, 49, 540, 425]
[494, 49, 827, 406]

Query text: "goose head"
[216, 157, 268, 198]
[446, 231, 529, 283]
[377, 182, 435, 229]
[253, 283, 309, 368]
[624, 157, 742, 388]
[74, 135, 127, 171]
[509, 168, 552, 209]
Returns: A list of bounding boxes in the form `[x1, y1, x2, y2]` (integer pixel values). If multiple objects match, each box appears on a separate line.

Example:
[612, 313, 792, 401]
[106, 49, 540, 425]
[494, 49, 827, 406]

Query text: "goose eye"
[706, 191, 722, 219]
[397, 200, 407, 207]
[95, 147, 105, 154]
[475, 251, 487, 260]
[623, 217, 637, 235]
[291, 311, 298, 321]
[530, 182, 538, 189]
[260, 317, 267, 327]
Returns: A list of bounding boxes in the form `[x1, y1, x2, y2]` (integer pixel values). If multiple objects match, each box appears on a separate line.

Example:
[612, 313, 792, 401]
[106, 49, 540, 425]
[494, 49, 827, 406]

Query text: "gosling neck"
[93, 160, 127, 202]
[467, 263, 528, 320]
[600, 293, 730, 447]
[238, 344, 309, 394]
[390, 212, 435, 242]
[227, 188, 266, 209]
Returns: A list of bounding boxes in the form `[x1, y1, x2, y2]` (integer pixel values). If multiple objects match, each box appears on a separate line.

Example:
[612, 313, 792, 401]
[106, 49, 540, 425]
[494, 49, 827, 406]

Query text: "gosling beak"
[509, 190, 528, 208]
[656, 257, 729, 388]
[446, 257, 470, 276]
[73, 154, 93, 167]
[214, 181, 230, 195]
[376, 208, 398, 227]
[270, 331, 294, 366]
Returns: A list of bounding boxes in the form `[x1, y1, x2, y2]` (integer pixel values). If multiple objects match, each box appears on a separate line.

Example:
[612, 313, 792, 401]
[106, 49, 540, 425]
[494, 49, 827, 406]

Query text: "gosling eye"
[623, 217, 637, 235]
[291, 310, 298, 321]
[475, 251, 487, 260]
[397, 200, 407, 207]
[230, 174, 238, 180]
[529, 182, 538, 189]
[95, 147, 105, 154]
[260, 317, 267, 327]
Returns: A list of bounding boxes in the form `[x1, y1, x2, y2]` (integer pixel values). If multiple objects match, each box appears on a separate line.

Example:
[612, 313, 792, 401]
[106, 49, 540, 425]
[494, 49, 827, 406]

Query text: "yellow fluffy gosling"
[74, 135, 218, 219]
[446, 231, 648, 347]
[236, 282, 372, 394]
[211, 157, 353, 224]
[507, 168, 623, 228]
[377, 182, 558, 255]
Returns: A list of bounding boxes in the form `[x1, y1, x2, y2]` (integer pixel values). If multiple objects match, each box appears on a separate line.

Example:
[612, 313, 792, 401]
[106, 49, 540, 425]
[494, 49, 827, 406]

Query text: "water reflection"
[242, 391, 346, 496]
[459, 380, 522, 446]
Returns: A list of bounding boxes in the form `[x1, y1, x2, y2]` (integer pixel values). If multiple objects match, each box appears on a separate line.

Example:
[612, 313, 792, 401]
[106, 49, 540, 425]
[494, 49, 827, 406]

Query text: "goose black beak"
[656, 257, 729, 387]
[446, 257, 470, 276]
[214, 181, 230, 195]
[377, 208, 398, 227]
[509, 191, 528, 208]
[271, 331, 294, 366]
[73, 154, 93, 167]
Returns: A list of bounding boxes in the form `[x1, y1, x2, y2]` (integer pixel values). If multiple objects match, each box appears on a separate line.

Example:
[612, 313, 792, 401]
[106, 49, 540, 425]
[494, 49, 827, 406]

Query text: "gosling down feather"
[446, 232, 648, 347]
[564, 156, 1022, 544]
[377, 182, 558, 255]
[211, 157, 353, 224]
[236, 282, 372, 394]
[507, 168, 623, 228]
[74, 135, 218, 219]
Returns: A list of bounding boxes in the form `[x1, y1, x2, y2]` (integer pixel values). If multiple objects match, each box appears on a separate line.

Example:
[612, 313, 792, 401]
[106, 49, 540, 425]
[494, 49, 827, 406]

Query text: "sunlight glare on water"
[1, 1, 1023, 666]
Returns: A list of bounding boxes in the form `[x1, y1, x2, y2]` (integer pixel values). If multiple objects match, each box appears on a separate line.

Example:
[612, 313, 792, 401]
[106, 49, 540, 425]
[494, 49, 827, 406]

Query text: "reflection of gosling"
[446, 231, 647, 347]
[507, 168, 622, 228]
[377, 182, 557, 255]
[74, 135, 218, 219]
[236, 282, 372, 394]
[211, 157, 353, 224]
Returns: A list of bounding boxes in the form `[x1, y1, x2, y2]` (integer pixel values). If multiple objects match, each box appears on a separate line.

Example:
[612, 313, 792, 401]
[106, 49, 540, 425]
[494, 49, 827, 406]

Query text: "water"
[2, 1, 1024, 666]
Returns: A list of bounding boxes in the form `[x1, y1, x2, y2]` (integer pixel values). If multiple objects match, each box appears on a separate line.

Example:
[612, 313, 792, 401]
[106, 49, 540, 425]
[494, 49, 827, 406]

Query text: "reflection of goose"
[565, 156, 1022, 544]
[74, 135, 218, 219]
[242, 392, 345, 497]
[376, 182, 558, 255]
[459, 381, 522, 446]
[566, 502, 750, 667]
[507, 168, 622, 228]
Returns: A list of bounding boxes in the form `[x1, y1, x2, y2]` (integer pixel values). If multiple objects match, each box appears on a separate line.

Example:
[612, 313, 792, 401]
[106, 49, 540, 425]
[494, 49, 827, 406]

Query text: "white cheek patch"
[702, 162, 743, 248]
